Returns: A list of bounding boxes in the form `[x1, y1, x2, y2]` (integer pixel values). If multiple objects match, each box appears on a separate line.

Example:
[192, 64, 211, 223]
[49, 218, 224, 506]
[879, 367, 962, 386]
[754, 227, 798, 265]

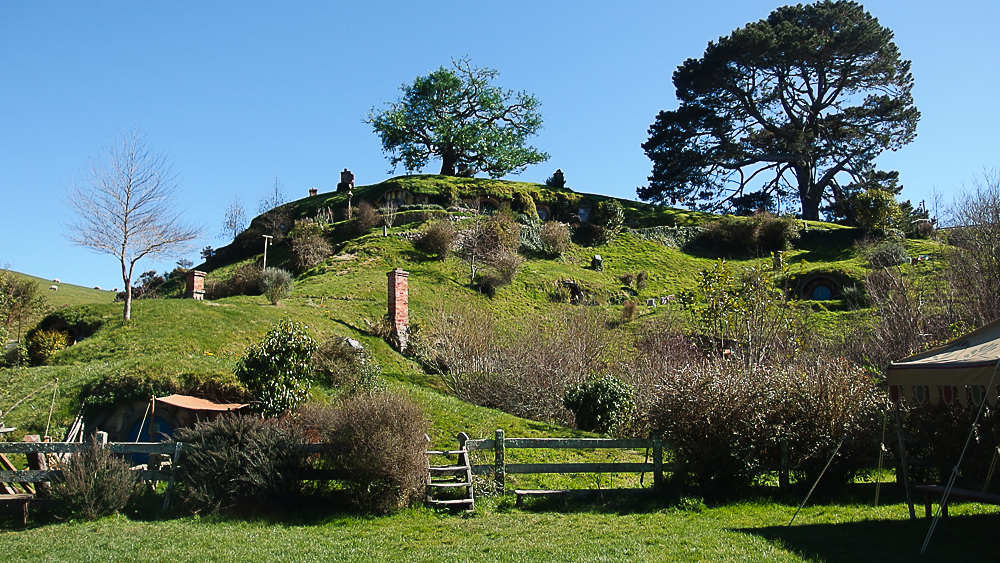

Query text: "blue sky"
[2, 1, 997, 290]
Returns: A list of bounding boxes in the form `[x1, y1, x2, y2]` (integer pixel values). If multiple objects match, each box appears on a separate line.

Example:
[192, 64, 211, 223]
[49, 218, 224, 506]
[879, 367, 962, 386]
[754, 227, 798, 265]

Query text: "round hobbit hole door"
[537, 206, 549, 221]
[126, 415, 173, 465]
[812, 286, 832, 300]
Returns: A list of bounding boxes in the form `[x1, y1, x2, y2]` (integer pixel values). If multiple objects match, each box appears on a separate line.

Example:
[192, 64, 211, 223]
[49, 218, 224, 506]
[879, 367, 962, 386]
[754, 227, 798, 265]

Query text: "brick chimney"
[387, 268, 409, 351]
[185, 270, 206, 300]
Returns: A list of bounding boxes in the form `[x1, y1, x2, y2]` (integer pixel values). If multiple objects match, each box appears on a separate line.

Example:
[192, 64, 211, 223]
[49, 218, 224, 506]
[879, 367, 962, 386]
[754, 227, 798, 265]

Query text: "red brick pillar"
[387, 268, 409, 351]
[185, 270, 206, 300]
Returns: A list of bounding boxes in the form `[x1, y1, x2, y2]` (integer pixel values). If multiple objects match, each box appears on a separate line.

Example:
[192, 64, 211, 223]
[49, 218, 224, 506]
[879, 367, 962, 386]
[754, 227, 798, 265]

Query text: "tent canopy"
[887, 318, 1000, 405]
[154, 394, 248, 412]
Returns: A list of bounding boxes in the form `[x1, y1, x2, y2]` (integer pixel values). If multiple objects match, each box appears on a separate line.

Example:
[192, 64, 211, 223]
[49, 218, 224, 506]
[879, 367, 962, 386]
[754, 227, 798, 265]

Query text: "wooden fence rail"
[463, 430, 674, 491]
[0, 440, 340, 484]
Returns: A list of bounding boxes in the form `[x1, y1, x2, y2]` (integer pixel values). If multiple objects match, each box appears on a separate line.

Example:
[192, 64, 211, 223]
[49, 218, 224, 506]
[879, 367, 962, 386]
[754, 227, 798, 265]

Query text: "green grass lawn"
[2, 498, 997, 562]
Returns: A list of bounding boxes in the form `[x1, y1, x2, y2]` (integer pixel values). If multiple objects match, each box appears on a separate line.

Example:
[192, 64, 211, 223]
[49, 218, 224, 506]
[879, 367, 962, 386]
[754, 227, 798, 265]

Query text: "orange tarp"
[154, 394, 248, 412]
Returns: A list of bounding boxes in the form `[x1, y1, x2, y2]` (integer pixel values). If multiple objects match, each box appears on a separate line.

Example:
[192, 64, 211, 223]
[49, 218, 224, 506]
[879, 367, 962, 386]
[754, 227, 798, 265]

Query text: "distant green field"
[9, 271, 117, 309]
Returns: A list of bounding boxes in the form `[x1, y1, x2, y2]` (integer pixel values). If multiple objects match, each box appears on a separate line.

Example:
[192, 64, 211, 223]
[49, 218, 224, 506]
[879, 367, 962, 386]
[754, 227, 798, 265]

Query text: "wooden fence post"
[494, 429, 505, 491]
[652, 435, 663, 490]
[779, 437, 790, 493]
[457, 432, 469, 467]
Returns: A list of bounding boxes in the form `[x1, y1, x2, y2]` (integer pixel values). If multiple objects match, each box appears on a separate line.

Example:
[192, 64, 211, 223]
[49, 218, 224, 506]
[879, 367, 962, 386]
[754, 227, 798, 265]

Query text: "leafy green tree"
[639, 1, 919, 221]
[366, 57, 549, 178]
[678, 259, 801, 366]
[235, 319, 317, 417]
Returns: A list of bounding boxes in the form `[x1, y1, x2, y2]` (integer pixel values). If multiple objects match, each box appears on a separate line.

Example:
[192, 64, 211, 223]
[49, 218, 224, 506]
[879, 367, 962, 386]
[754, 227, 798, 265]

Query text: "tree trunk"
[121, 261, 132, 322]
[797, 166, 821, 221]
[440, 151, 458, 176]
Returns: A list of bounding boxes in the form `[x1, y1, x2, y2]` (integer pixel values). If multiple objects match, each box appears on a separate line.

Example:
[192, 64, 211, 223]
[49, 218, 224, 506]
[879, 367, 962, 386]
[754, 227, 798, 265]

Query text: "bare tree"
[257, 176, 286, 214]
[379, 202, 399, 236]
[221, 192, 248, 241]
[66, 129, 202, 321]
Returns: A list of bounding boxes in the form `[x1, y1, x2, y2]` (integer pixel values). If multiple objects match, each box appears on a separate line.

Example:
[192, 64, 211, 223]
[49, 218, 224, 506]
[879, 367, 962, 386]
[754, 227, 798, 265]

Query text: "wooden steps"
[425, 434, 475, 511]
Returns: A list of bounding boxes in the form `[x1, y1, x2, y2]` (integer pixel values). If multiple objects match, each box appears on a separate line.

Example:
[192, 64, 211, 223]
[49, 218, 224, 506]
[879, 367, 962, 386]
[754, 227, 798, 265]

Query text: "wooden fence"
[0, 439, 341, 485]
[462, 429, 673, 490]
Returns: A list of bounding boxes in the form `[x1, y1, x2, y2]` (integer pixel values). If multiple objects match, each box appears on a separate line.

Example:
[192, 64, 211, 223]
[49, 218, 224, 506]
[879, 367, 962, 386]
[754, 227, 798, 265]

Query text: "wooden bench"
[0, 494, 33, 525]
[514, 489, 570, 508]
[914, 485, 1000, 518]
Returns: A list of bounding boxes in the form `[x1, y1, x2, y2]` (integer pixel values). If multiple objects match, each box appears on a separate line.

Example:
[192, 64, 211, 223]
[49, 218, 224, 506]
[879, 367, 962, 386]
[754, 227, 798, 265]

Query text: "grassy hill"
[1, 175, 946, 457]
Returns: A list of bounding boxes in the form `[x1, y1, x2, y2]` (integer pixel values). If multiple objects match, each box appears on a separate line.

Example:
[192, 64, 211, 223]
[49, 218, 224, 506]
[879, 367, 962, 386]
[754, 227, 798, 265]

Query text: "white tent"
[887, 317, 1000, 406]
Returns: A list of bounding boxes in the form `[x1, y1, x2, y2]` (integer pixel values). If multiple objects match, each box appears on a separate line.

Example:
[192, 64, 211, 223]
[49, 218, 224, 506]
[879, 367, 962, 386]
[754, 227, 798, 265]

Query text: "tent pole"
[920, 357, 1000, 554]
[894, 397, 916, 520]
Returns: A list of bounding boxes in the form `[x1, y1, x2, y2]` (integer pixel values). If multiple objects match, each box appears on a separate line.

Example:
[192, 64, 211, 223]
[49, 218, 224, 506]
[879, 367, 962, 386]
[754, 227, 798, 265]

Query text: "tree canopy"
[638, 1, 919, 221]
[366, 58, 549, 178]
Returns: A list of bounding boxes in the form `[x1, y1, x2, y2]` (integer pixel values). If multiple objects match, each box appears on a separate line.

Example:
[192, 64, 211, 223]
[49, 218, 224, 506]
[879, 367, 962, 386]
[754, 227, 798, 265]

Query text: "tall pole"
[262, 235, 273, 271]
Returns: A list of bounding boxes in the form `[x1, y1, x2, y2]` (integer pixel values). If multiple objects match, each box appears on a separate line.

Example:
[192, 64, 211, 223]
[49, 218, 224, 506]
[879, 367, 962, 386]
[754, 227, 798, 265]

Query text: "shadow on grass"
[738, 511, 1000, 563]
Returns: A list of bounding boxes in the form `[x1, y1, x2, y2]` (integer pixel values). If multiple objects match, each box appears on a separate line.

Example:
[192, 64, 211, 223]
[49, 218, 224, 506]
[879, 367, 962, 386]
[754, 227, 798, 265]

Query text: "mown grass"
[2, 498, 998, 562]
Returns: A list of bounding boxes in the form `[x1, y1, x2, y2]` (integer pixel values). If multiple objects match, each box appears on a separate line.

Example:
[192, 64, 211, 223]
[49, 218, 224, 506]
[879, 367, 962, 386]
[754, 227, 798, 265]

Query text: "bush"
[864, 241, 909, 268]
[174, 415, 305, 512]
[298, 393, 429, 514]
[512, 192, 537, 218]
[645, 358, 884, 496]
[312, 337, 385, 395]
[689, 213, 798, 256]
[620, 301, 638, 323]
[289, 219, 332, 273]
[235, 319, 317, 417]
[56, 437, 138, 520]
[352, 201, 380, 234]
[260, 267, 294, 305]
[26, 328, 70, 365]
[83, 369, 248, 407]
[563, 374, 634, 435]
[205, 262, 263, 299]
[414, 220, 456, 260]
[539, 221, 570, 257]
[592, 200, 625, 242]
[431, 306, 617, 424]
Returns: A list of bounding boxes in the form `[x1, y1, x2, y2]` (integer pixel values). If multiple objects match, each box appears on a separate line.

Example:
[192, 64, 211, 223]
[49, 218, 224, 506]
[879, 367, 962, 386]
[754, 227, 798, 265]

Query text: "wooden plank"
[506, 462, 656, 474]
[0, 469, 172, 483]
[0, 471, 62, 483]
[0, 442, 180, 455]
[471, 464, 492, 476]
[465, 439, 494, 451]
[503, 438, 654, 449]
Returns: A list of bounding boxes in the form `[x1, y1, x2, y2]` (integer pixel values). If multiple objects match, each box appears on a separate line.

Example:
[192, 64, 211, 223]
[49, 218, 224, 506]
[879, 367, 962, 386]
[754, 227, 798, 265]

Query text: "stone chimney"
[185, 270, 206, 300]
[387, 268, 409, 351]
[308, 187, 318, 197]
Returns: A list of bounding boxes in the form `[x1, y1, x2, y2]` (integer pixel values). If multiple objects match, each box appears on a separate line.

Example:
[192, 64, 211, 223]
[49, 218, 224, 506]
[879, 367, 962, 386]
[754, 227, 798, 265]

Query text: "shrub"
[205, 262, 262, 299]
[563, 374, 634, 435]
[26, 328, 70, 365]
[539, 221, 570, 257]
[260, 267, 294, 305]
[352, 201, 380, 234]
[864, 241, 909, 268]
[56, 436, 138, 520]
[689, 213, 797, 256]
[298, 393, 429, 514]
[513, 192, 537, 218]
[592, 200, 625, 240]
[313, 337, 385, 395]
[645, 358, 884, 496]
[431, 306, 617, 424]
[620, 301, 638, 323]
[174, 415, 305, 512]
[235, 319, 317, 417]
[289, 219, 332, 273]
[414, 220, 456, 260]
[83, 369, 248, 407]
